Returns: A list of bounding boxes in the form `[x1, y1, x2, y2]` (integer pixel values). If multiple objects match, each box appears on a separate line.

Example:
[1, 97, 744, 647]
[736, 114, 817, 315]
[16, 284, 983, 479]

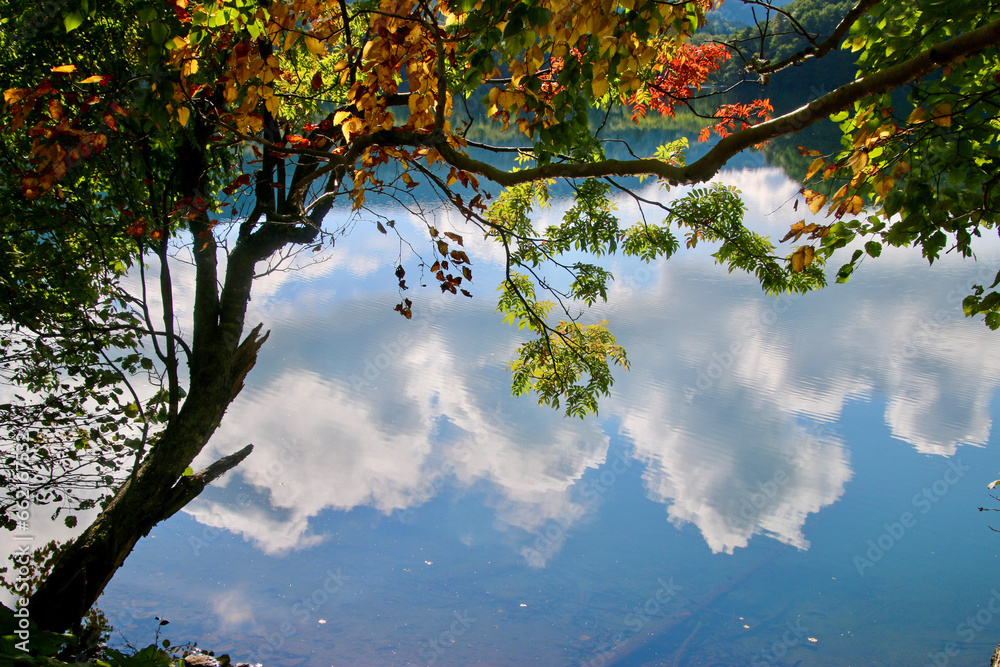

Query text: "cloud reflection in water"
[184, 167, 999, 560]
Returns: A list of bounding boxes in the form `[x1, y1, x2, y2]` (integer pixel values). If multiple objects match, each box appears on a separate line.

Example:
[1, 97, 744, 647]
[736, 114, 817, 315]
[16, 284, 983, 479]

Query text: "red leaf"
[311, 71, 323, 92]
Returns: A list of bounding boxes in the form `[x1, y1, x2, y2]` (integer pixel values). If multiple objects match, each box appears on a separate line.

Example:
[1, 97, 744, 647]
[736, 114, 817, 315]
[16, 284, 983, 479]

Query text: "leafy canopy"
[2, 0, 1000, 430]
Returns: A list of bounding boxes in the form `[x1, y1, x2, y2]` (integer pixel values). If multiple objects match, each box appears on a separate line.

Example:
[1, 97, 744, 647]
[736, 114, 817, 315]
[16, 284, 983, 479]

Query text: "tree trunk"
[28, 326, 268, 633]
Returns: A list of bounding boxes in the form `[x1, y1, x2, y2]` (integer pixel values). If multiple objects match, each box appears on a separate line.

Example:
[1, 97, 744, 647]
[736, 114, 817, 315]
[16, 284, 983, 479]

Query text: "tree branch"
[749, 0, 884, 75]
[435, 17, 1000, 186]
[160, 444, 254, 521]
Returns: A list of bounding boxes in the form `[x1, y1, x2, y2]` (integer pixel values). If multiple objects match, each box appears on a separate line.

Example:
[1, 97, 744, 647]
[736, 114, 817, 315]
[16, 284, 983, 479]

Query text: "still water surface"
[98, 165, 1000, 666]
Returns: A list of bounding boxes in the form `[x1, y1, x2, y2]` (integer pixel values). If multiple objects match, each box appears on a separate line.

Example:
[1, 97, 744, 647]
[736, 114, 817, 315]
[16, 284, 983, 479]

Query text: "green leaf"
[64, 10, 85, 32]
[149, 21, 168, 44]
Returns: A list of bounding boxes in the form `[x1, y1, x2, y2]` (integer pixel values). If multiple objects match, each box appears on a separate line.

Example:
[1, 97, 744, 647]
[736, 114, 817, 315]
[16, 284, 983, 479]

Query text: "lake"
[77, 159, 1000, 666]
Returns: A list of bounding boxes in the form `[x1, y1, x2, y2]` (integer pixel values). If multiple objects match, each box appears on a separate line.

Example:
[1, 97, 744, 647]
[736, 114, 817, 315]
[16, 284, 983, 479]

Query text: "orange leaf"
[3, 88, 27, 105]
[51, 64, 77, 73]
[47, 99, 64, 121]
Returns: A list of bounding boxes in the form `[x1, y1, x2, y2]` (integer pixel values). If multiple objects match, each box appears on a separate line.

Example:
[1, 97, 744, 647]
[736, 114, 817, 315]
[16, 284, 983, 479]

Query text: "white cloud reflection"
[182, 167, 1000, 560]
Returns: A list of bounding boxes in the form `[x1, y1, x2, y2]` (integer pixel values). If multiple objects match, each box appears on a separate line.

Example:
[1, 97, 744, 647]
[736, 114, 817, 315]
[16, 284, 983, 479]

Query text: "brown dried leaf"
[780, 220, 806, 243]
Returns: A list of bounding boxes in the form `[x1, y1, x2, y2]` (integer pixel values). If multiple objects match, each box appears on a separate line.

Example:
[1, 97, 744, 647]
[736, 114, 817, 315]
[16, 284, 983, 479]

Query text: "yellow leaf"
[805, 157, 825, 182]
[847, 195, 863, 215]
[342, 117, 363, 141]
[333, 110, 352, 126]
[931, 103, 953, 127]
[265, 94, 279, 116]
[303, 36, 326, 56]
[177, 106, 190, 127]
[873, 175, 895, 199]
[847, 150, 869, 175]
[51, 64, 76, 73]
[808, 193, 827, 215]
[182, 58, 199, 78]
[48, 99, 64, 121]
[906, 107, 927, 124]
[791, 247, 805, 273]
[79, 75, 105, 84]
[591, 77, 609, 99]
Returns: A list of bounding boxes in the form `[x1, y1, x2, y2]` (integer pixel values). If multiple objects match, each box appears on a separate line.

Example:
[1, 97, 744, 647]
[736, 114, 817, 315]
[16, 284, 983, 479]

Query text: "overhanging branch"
[433, 17, 1000, 187]
[748, 0, 884, 75]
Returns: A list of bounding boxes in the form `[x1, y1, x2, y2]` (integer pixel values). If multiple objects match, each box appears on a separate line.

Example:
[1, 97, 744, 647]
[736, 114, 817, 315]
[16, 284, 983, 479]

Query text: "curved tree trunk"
[28, 76, 331, 633]
[27, 119, 275, 631]
[29, 326, 267, 632]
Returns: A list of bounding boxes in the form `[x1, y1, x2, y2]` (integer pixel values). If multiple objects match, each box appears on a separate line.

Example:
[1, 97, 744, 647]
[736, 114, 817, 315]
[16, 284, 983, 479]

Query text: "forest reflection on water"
[94, 165, 1000, 666]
